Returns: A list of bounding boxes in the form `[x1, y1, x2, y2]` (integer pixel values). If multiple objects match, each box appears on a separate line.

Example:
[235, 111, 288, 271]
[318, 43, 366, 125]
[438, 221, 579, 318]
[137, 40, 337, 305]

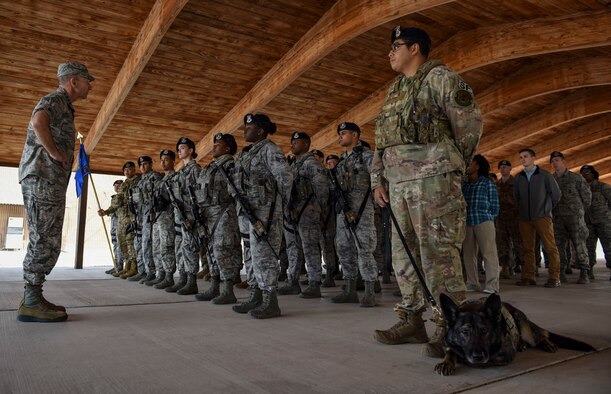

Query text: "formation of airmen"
[99, 115, 390, 319]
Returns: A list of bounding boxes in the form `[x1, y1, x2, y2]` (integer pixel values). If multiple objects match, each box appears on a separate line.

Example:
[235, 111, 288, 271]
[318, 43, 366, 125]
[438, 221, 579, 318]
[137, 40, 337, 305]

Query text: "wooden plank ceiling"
[1, 0, 610, 181]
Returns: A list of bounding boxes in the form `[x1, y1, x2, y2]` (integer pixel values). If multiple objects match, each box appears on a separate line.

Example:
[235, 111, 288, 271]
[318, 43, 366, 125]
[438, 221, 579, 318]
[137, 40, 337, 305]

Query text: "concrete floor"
[0, 266, 609, 394]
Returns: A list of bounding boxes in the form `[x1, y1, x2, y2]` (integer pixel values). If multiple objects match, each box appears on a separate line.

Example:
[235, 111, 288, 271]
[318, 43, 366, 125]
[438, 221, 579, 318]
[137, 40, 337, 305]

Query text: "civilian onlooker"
[462, 154, 500, 293]
[514, 148, 562, 287]
[550, 151, 592, 284]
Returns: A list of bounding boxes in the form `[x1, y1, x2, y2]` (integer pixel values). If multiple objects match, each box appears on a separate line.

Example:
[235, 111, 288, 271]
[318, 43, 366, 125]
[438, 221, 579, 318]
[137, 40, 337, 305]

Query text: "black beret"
[214, 133, 238, 155]
[498, 160, 511, 168]
[310, 149, 324, 158]
[326, 154, 340, 162]
[176, 137, 198, 159]
[549, 151, 564, 162]
[122, 161, 135, 170]
[337, 122, 360, 134]
[291, 131, 310, 142]
[137, 156, 152, 166]
[113, 179, 124, 186]
[159, 149, 176, 161]
[244, 113, 271, 126]
[391, 26, 431, 50]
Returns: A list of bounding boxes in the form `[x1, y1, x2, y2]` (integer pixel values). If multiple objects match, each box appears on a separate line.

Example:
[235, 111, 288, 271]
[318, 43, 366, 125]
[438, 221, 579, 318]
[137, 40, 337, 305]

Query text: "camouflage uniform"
[584, 180, 611, 270]
[139, 170, 163, 275]
[552, 170, 592, 275]
[105, 175, 140, 272]
[371, 60, 482, 315]
[334, 143, 378, 282]
[496, 175, 523, 272]
[284, 152, 329, 283]
[152, 171, 176, 276]
[195, 155, 242, 281]
[110, 195, 124, 270]
[170, 160, 202, 275]
[127, 176, 144, 273]
[233, 139, 293, 292]
[19, 87, 76, 285]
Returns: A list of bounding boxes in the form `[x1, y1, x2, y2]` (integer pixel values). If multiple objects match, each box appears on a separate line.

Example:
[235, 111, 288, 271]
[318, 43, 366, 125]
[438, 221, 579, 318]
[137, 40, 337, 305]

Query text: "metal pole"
[74, 175, 88, 269]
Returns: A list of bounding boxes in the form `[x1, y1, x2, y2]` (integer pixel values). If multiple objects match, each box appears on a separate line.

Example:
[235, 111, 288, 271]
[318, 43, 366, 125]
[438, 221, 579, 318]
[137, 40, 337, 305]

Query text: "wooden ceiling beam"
[310, 10, 611, 151]
[570, 156, 610, 175]
[78, 0, 188, 164]
[479, 86, 611, 156]
[191, 0, 455, 162]
[478, 56, 611, 115]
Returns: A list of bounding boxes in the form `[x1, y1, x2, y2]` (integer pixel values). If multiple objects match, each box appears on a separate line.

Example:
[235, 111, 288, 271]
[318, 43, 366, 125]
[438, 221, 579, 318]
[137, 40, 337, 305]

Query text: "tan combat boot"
[17, 284, 68, 323]
[373, 311, 429, 345]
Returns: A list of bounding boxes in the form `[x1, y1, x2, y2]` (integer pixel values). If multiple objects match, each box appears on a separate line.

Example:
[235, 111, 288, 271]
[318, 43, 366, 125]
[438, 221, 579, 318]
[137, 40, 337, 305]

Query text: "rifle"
[164, 179, 192, 231]
[327, 168, 362, 248]
[187, 184, 216, 266]
[147, 178, 157, 224]
[213, 162, 280, 261]
[126, 187, 140, 236]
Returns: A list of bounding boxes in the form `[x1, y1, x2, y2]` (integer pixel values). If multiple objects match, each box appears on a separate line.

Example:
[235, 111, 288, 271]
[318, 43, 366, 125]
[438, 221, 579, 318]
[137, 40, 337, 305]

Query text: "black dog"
[435, 293, 596, 375]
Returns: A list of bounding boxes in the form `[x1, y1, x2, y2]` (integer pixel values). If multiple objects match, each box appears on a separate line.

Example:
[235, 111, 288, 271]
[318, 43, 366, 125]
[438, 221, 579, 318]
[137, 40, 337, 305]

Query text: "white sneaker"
[483, 288, 497, 294]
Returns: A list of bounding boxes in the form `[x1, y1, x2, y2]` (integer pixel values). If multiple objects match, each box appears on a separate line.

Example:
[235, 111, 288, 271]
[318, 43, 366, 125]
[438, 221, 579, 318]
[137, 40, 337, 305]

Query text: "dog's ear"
[483, 293, 502, 322]
[439, 293, 459, 325]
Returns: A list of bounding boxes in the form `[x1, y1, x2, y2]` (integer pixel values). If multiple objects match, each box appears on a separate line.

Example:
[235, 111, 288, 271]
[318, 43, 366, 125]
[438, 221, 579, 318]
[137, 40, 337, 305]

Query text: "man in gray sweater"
[513, 148, 562, 288]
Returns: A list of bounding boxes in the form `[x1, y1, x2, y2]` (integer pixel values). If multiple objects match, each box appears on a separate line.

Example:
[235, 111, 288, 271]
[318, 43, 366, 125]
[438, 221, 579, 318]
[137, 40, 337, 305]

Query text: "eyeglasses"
[391, 41, 414, 52]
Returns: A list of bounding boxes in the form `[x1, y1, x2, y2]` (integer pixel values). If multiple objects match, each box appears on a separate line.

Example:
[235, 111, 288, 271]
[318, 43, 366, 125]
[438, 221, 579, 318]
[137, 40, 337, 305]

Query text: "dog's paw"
[434, 361, 456, 376]
[539, 338, 558, 353]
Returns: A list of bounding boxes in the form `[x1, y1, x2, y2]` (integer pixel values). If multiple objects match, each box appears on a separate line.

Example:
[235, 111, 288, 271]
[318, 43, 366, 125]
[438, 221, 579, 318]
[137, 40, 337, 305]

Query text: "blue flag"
[75, 144, 90, 198]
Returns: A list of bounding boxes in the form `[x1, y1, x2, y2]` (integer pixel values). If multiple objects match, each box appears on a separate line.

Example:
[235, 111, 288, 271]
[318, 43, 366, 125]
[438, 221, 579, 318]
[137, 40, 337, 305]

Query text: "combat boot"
[374, 279, 382, 294]
[278, 280, 301, 295]
[250, 289, 281, 319]
[360, 281, 376, 307]
[105, 267, 115, 275]
[17, 284, 68, 323]
[119, 262, 138, 279]
[177, 273, 198, 295]
[112, 262, 127, 277]
[232, 287, 263, 313]
[195, 275, 220, 301]
[128, 270, 146, 282]
[234, 280, 249, 289]
[300, 281, 321, 298]
[422, 316, 446, 358]
[155, 272, 174, 289]
[166, 272, 187, 293]
[212, 280, 237, 305]
[321, 275, 336, 288]
[499, 265, 511, 279]
[331, 279, 359, 303]
[139, 271, 156, 284]
[146, 271, 165, 286]
[577, 269, 590, 284]
[373, 312, 429, 345]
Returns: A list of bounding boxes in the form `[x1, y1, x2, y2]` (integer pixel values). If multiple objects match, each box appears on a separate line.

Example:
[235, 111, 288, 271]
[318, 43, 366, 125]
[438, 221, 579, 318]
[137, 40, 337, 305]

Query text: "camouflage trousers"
[203, 205, 242, 281]
[496, 215, 523, 269]
[335, 196, 378, 282]
[320, 208, 337, 275]
[111, 217, 123, 269]
[238, 215, 255, 287]
[174, 214, 200, 275]
[284, 202, 324, 283]
[141, 217, 156, 274]
[21, 176, 67, 285]
[152, 210, 175, 274]
[388, 171, 467, 316]
[586, 221, 611, 269]
[553, 215, 590, 272]
[117, 216, 137, 270]
[240, 201, 282, 292]
[134, 224, 144, 273]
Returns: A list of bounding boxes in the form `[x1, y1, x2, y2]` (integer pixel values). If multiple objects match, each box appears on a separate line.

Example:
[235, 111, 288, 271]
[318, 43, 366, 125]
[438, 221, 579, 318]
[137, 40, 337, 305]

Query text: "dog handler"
[371, 27, 482, 355]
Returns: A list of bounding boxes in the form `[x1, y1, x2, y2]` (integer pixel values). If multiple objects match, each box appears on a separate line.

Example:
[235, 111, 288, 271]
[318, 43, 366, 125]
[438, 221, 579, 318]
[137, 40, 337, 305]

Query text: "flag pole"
[78, 134, 117, 270]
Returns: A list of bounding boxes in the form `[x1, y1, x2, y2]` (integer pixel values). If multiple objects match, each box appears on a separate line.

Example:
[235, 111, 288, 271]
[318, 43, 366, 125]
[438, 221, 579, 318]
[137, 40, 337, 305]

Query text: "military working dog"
[435, 293, 596, 375]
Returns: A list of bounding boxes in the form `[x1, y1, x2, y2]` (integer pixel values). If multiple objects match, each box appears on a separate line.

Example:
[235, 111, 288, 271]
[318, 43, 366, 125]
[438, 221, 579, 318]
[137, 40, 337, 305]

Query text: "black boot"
[139, 271, 156, 284]
[165, 272, 187, 293]
[331, 279, 359, 303]
[177, 273, 198, 295]
[155, 272, 174, 289]
[145, 271, 164, 286]
[278, 280, 301, 295]
[250, 289, 281, 319]
[212, 280, 237, 305]
[195, 275, 220, 301]
[300, 281, 321, 298]
[360, 281, 376, 307]
[232, 287, 262, 314]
